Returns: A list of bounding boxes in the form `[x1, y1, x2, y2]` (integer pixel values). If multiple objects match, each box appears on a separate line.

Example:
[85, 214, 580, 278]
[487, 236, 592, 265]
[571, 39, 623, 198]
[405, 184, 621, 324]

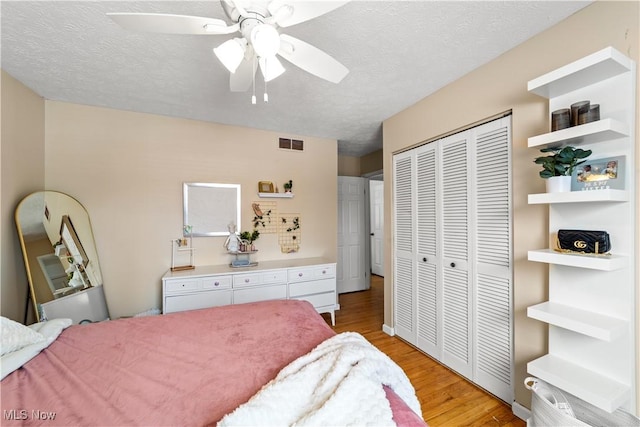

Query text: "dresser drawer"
[164, 278, 200, 293]
[288, 264, 336, 283]
[233, 270, 287, 288]
[202, 275, 232, 290]
[289, 278, 336, 298]
[164, 290, 232, 314]
[233, 284, 287, 304]
[292, 292, 336, 309]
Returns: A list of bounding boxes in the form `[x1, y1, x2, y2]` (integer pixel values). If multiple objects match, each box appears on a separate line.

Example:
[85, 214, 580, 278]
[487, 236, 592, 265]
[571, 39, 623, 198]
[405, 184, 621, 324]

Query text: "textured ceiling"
[1, 1, 590, 157]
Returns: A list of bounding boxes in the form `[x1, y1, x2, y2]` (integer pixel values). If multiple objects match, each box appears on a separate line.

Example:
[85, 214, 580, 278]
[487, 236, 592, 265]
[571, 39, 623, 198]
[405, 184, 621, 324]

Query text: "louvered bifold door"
[472, 117, 513, 403]
[439, 130, 473, 380]
[393, 151, 416, 344]
[415, 143, 440, 359]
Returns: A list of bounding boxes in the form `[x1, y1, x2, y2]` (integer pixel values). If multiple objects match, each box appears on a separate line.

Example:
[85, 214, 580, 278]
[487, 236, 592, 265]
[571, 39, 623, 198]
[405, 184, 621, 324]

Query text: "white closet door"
[415, 143, 439, 358]
[473, 117, 513, 403]
[439, 130, 473, 380]
[393, 151, 416, 343]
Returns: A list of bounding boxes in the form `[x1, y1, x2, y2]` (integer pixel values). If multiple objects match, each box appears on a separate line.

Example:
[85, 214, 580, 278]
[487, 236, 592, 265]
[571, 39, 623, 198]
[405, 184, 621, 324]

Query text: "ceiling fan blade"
[268, 1, 349, 28]
[230, 55, 257, 92]
[107, 13, 238, 35]
[278, 34, 348, 84]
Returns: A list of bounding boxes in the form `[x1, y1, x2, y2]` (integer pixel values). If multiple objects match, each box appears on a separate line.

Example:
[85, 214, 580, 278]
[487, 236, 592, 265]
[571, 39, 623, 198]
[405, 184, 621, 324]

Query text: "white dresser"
[39, 286, 109, 324]
[162, 257, 338, 325]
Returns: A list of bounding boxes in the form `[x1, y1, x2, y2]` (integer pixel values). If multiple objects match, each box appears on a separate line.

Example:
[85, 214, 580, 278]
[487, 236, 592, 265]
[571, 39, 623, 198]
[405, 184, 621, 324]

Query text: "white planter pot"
[546, 176, 571, 193]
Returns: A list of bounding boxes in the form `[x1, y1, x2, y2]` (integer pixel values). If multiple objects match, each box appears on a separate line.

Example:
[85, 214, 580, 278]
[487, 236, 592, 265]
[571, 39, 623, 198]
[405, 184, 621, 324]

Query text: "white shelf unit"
[527, 249, 628, 271]
[526, 47, 636, 414]
[527, 118, 628, 148]
[258, 192, 294, 198]
[528, 189, 628, 204]
[527, 302, 627, 341]
[528, 354, 630, 413]
[527, 46, 634, 98]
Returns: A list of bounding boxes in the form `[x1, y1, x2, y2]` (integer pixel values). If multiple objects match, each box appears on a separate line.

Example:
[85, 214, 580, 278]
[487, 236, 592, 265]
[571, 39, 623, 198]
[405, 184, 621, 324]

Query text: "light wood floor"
[321, 275, 525, 427]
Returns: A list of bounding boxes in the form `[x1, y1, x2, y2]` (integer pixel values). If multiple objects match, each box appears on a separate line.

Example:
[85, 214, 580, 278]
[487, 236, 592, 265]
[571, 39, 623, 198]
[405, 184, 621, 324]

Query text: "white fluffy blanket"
[218, 332, 422, 426]
[1, 318, 72, 380]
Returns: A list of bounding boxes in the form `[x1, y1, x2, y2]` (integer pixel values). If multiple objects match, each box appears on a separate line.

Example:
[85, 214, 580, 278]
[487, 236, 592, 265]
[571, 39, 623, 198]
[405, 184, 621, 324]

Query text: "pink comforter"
[2, 300, 424, 426]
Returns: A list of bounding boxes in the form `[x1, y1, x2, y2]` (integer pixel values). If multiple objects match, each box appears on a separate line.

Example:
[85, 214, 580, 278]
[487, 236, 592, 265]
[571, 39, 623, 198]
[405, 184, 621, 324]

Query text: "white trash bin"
[525, 377, 640, 427]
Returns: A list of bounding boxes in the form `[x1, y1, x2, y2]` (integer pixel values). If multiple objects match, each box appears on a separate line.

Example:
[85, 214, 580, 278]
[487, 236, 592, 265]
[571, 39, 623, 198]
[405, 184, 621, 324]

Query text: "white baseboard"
[382, 324, 395, 336]
[512, 401, 531, 422]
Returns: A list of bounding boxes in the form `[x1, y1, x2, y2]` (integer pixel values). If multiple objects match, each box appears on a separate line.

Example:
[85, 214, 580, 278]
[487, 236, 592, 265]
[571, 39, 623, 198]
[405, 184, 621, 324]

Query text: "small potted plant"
[534, 146, 592, 193]
[283, 180, 293, 193]
[239, 230, 260, 251]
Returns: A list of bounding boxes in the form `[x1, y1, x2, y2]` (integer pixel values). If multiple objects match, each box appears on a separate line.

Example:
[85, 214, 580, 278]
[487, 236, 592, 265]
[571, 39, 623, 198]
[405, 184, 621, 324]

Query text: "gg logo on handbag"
[573, 240, 588, 249]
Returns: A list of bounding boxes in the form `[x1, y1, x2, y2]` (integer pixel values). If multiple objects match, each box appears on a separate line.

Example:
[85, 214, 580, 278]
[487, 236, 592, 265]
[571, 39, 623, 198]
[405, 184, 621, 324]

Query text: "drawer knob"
[298, 273, 303, 277]
[214, 281, 219, 286]
[245, 278, 250, 283]
[322, 270, 326, 274]
[450, 262, 456, 268]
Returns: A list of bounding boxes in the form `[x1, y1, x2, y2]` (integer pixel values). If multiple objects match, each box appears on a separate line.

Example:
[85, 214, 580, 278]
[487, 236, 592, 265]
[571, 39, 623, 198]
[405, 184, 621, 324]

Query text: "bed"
[1, 300, 425, 426]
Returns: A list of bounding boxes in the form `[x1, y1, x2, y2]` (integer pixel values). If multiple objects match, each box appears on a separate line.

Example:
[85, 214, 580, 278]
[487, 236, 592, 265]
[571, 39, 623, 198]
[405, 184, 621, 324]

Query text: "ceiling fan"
[107, 0, 350, 101]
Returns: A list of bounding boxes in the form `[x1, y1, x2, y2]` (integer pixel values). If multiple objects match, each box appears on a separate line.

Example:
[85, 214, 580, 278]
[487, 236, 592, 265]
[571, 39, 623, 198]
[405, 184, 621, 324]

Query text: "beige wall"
[1, 71, 45, 322]
[43, 101, 338, 318]
[338, 150, 383, 177]
[360, 149, 383, 176]
[337, 154, 361, 176]
[383, 1, 639, 410]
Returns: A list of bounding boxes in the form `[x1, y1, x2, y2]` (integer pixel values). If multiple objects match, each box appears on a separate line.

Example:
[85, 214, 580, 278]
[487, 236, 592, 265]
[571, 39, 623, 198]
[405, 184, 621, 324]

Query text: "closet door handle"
[450, 262, 456, 268]
[422, 257, 427, 262]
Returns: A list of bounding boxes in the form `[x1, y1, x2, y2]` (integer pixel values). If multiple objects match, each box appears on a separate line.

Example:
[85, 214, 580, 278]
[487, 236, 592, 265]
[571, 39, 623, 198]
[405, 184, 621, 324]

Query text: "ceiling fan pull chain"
[264, 58, 269, 103]
[251, 54, 257, 105]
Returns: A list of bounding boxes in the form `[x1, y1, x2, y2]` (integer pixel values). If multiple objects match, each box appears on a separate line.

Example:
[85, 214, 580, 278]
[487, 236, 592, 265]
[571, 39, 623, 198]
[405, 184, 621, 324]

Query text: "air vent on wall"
[279, 138, 304, 151]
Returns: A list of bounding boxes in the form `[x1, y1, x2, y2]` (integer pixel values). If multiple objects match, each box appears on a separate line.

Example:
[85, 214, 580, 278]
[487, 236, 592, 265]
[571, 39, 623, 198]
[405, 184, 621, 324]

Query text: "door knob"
[370, 233, 375, 236]
[450, 262, 456, 268]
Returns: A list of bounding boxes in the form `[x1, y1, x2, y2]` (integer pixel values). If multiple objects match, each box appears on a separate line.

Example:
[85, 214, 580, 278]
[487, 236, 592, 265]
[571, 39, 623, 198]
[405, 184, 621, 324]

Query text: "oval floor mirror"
[15, 191, 109, 324]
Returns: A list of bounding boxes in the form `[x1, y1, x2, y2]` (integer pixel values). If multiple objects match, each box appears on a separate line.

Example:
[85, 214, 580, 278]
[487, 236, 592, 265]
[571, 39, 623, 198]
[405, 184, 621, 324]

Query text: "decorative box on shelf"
[228, 250, 258, 268]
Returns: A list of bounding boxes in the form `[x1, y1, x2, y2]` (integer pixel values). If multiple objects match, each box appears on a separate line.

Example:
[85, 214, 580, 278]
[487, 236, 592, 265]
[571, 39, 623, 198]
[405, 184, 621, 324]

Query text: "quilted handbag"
[557, 229, 611, 254]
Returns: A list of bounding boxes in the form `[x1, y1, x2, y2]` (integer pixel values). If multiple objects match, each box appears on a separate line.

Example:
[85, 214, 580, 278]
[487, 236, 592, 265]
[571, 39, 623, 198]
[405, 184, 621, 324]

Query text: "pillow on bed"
[0, 316, 45, 356]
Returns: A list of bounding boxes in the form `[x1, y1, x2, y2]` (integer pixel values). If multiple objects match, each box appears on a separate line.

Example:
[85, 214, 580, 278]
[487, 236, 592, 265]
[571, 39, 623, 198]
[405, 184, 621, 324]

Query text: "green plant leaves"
[533, 146, 592, 178]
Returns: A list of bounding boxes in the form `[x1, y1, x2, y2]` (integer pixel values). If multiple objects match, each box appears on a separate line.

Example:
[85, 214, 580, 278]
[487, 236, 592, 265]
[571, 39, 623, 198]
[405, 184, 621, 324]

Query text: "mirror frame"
[15, 191, 104, 321]
[183, 183, 241, 237]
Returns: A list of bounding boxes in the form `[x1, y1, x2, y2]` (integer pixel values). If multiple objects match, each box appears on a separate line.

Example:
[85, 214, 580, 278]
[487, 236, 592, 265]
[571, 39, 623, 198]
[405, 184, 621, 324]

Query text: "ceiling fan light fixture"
[259, 56, 285, 82]
[250, 24, 280, 57]
[213, 38, 247, 73]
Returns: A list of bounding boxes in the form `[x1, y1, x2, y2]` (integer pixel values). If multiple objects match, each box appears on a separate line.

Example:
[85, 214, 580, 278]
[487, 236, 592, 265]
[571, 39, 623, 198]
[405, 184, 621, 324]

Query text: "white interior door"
[337, 176, 369, 294]
[369, 180, 384, 277]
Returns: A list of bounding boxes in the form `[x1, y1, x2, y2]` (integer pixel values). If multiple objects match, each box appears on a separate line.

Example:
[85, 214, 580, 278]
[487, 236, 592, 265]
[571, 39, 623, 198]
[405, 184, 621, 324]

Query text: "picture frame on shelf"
[571, 155, 625, 191]
[258, 181, 274, 193]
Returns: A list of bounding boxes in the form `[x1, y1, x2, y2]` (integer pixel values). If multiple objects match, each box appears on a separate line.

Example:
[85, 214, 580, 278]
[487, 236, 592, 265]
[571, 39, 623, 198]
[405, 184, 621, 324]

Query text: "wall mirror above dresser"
[183, 182, 241, 237]
[15, 191, 109, 324]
